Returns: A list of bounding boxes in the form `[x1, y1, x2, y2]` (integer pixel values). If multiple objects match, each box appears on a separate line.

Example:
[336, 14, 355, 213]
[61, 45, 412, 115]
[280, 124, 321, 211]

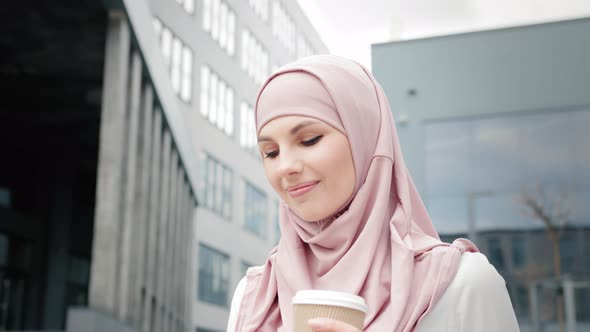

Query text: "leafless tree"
[518, 182, 572, 332]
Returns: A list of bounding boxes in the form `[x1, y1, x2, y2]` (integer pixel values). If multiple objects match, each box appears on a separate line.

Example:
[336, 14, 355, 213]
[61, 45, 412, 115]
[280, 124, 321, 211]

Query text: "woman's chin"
[293, 209, 331, 223]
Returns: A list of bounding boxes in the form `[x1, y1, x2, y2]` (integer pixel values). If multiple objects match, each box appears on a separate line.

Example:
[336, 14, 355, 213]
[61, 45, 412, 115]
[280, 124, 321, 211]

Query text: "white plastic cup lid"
[292, 290, 368, 313]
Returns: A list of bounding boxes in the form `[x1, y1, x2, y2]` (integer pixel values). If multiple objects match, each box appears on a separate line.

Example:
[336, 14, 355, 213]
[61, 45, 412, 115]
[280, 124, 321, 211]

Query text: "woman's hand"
[307, 318, 361, 332]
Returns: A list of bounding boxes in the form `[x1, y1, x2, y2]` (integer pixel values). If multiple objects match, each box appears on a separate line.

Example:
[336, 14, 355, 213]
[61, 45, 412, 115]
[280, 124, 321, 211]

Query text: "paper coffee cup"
[292, 290, 368, 332]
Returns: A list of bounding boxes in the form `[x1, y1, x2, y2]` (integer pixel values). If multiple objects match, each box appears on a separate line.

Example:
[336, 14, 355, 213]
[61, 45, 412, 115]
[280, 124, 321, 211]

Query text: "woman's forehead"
[258, 115, 329, 137]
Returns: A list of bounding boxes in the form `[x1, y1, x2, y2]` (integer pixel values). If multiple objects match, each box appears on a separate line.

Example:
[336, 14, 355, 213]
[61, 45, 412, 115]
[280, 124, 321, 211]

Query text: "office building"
[1, 0, 199, 331]
[372, 17, 590, 331]
[147, 1, 327, 331]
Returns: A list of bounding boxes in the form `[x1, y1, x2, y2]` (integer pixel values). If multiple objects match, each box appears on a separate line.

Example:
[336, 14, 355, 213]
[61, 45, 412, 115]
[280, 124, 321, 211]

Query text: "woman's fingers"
[307, 318, 361, 332]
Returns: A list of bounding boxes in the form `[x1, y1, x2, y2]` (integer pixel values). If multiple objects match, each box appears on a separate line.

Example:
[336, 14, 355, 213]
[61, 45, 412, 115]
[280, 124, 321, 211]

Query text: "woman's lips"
[287, 181, 320, 198]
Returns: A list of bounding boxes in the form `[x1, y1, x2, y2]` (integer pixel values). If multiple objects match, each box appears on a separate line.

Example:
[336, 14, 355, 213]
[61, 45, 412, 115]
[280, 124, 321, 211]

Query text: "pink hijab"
[235, 55, 477, 331]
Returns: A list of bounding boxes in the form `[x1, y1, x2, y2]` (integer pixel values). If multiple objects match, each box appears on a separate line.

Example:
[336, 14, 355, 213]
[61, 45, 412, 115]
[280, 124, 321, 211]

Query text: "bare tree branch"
[516, 181, 573, 332]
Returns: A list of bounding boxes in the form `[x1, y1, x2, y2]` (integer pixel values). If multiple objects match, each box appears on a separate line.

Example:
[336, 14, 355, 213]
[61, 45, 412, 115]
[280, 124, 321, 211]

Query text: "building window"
[577, 288, 590, 321]
[153, 18, 193, 103]
[583, 232, 590, 275]
[511, 235, 526, 269]
[171, 38, 182, 94]
[200, 66, 234, 136]
[198, 244, 230, 307]
[249, 0, 269, 22]
[560, 233, 576, 274]
[487, 238, 505, 271]
[241, 29, 269, 86]
[181, 48, 193, 102]
[202, 0, 211, 31]
[272, 1, 296, 54]
[512, 284, 529, 319]
[239, 102, 257, 152]
[202, 0, 235, 56]
[199, 153, 233, 220]
[176, 0, 194, 14]
[244, 182, 267, 238]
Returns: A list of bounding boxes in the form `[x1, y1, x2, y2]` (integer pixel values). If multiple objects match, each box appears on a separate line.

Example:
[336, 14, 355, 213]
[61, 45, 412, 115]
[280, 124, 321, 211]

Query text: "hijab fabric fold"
[235, 55, 477, 332]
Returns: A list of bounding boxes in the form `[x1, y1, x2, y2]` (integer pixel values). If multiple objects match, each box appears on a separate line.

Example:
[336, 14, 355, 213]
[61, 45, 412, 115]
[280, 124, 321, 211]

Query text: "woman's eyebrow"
[258, 120, 320, 142]
[290, 120, 318, 135]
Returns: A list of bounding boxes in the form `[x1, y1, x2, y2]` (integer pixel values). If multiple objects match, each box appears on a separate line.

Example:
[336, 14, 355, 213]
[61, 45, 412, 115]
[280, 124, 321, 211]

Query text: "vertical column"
[183, 186, 194, 332]
[156, 131, 172, 332]
[178, 184, 187, 329]
[529, 282, 540, 332]
[176, 181, 188, 332]
[189, 195, 196, 332]
[144, 109, 163, 332]
[118, 50, 142, 323]
[89, 10, 130, 313]
[165, 152, 179, 320]
[563, 277, 576, 332]
[136, 84, 154, 330]
[175, 170, 185, 324]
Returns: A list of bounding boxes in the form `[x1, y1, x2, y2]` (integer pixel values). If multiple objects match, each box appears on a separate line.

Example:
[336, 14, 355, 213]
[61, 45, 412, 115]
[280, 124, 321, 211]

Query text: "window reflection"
[198, 153, 233, 220]
[198, 244, 230, 307]
[487, 237, 505, 271]
[425, 109, 590, 234]
[243, 182, 267, 238]
[511, 235, 526, 269]
[424, 108, 590, 325]
[425, 121, 473, 196]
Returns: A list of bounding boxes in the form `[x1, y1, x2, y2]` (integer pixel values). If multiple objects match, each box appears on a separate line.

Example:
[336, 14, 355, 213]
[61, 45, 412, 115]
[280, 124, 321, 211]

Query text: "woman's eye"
[264, 151, 279, 159]
[302, 135, 323, 146]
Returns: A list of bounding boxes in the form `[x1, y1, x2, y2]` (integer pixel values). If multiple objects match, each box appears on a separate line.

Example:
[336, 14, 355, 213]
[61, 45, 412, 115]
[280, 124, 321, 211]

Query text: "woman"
[227, 55, 519, 331]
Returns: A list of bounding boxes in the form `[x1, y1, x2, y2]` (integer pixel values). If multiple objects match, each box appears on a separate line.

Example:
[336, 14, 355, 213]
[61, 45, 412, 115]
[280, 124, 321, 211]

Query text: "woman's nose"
[277, 152, 303, 177]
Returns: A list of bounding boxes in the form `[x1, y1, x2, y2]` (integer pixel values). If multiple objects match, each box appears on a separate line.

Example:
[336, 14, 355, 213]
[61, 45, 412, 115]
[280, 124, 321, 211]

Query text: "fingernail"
[308, 318, 327, 329]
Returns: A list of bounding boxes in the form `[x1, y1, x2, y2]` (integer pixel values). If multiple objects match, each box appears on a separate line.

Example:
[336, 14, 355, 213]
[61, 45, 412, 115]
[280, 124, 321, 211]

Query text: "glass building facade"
[373, 17, 590, 330]
[424, 107, 590, 323]
[425, 109, 590, 235]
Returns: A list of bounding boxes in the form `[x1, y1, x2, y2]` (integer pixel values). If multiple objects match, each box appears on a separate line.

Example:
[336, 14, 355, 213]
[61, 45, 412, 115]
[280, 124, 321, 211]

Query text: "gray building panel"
[372, 17, 590, 195]
[118, 50, 143, 323]
[372, 17, 590, 120]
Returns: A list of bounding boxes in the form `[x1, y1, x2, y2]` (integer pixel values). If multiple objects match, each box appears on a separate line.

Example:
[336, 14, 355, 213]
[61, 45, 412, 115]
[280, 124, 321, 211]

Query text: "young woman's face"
[258, 115, 355, 222]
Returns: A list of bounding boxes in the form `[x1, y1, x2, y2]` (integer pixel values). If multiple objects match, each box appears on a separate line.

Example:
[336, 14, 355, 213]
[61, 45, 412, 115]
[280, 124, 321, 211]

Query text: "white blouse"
[227, 252, 520, 331]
